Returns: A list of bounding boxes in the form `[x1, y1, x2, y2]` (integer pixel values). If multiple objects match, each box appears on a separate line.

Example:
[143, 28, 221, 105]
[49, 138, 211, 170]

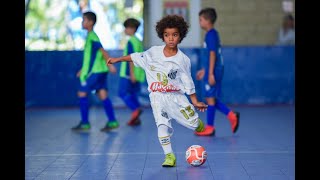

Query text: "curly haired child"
[107, 15, 207, 167]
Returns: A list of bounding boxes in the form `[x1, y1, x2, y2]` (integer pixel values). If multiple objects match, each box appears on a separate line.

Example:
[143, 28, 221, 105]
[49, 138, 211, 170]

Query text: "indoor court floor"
[25, 105, 295, 180]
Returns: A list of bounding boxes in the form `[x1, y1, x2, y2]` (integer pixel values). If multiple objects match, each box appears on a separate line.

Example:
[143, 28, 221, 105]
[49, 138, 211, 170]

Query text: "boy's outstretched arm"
[189, 93, 208, 112]
[107, 55, 132, 65]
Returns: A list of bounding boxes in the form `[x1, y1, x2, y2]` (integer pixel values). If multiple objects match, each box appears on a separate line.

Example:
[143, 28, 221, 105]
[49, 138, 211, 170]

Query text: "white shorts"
[149, 92, 200, 131]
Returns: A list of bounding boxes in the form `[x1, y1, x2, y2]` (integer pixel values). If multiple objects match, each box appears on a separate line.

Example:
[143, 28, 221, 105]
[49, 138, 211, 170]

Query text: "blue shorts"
[78, 72, 108, 93]
[118, 77, 141, 96]
[204, 81, 222, 98]
[204, 66, 224, 98]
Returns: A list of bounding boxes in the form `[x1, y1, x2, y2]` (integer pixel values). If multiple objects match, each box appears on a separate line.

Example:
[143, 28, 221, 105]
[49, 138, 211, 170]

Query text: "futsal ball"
[185, 145, 207, 166]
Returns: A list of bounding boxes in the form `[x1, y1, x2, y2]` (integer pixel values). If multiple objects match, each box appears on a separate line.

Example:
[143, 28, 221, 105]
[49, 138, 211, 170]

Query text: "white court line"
[25, 151, 295, 157]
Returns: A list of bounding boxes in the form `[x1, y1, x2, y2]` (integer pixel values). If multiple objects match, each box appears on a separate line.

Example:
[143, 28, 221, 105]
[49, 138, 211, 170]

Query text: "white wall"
[146, 0, 201, 48]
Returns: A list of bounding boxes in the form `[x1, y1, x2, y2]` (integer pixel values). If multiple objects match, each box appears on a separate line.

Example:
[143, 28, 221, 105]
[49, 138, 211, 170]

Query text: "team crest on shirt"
[167, 69, 178, 79]
[161, 110, 169, 119]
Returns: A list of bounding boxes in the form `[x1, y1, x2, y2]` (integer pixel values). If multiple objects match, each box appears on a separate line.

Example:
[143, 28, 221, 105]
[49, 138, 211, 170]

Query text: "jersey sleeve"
[180, 55, 196, 95]
[130, 50, 148, 70]
[206, 31, 218, 52]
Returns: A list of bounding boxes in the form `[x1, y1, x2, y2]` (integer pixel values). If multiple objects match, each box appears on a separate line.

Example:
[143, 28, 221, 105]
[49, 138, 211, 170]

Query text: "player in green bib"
[71, 11, 119, 132]
[118, 18, 146, 126]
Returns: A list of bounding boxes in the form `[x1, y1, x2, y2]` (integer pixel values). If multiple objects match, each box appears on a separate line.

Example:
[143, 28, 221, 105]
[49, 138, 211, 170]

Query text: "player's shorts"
[204, 81, 221, 98]
[149, 92, 200, 132]
[204, 66, 224, 98]
[79, 72, 108, 93]
[118, 77, 141, 97]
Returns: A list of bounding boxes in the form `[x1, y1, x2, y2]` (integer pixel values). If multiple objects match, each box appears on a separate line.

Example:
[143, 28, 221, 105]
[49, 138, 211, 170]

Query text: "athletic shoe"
[100, 121, 119, 132]
[227, 111, 240, 133]
[162, 153, 176, 167]
[195, 125, 215, 136]
[127, 109, 143, 126]
[71, 122, 90, 132]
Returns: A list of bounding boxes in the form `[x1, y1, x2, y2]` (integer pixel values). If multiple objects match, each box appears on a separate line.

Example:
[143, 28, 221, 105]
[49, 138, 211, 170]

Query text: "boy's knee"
[98, 90, 108, 100]
[78, 91, 87, 97]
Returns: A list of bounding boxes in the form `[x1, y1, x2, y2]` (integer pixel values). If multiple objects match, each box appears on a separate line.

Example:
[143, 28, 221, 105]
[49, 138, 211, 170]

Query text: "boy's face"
[124, 26, 136, 36]
[199, 15, 210, 30]
[163, 28, 180, 48]
[82, 16, 92, 30]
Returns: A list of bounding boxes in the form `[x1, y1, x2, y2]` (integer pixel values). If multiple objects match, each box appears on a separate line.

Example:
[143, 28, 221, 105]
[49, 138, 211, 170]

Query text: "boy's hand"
[108, 64, 117, 74]
[76, 70, 81, 78]
[193, 102, 208, 112]
[208, 74, 216, 86]
[107, 58, 117, 65]
[196, 69, 205, 80]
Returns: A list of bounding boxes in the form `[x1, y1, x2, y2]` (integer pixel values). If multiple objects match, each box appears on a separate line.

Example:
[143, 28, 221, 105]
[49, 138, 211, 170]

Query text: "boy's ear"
[89, 20, 94, 26]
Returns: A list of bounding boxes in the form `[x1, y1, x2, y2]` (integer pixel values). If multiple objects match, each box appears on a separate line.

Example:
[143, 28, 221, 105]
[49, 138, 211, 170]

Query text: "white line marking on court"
[25, 151, 295, 157]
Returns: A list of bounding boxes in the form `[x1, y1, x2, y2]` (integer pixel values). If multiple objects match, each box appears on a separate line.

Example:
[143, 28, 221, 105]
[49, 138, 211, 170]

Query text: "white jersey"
[130, 45, 196, 95]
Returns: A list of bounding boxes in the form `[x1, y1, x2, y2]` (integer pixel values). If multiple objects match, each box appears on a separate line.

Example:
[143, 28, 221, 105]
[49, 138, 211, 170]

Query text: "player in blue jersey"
[195, 7, 240, 136]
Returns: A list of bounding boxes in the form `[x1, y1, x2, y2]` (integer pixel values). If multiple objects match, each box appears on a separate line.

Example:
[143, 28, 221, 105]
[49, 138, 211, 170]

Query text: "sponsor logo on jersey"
[150, 82, 180, 92]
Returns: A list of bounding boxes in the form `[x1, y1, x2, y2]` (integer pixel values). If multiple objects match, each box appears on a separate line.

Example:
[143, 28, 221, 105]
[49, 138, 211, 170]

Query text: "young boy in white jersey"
[107, 15, 207, 167]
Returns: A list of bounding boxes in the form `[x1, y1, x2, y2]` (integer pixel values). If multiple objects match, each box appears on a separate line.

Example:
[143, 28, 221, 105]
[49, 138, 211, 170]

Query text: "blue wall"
[25, 46, 295, 108]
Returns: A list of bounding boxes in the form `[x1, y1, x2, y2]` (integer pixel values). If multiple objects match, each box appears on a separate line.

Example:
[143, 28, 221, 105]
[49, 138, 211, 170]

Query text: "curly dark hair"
[156, 15, 189, 43]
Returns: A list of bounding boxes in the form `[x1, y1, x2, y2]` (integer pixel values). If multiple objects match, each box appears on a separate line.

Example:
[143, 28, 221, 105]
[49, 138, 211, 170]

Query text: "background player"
[118, 18, 145, 126]
[71, 11, 119, 132]
[195, 7, 240, 136]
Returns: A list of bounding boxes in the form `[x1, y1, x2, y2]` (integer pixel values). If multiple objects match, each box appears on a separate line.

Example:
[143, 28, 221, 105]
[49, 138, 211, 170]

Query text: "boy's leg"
[215, 98, 240, 133]
[118, 78, 142, 125]
[72, 80, 92, 131]
[195, 97, 216, 136]
[158, 124, 176, 167]
[98, 89, 119, 131]
[195, 83, 220, 136]
[127, 82, 143, 125]
[130, 82, 142, 108]
[118, 78, 139, 111]
[95, 73, 119, 131]
[205, 79, 239, 134]
[150, 93, 176, 167]
[166, 94, 204, 133]
[79, 93, 89, 124]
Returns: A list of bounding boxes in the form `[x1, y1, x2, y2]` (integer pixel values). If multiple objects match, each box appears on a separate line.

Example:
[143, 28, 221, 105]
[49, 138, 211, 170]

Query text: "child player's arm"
[100, 47, 110, 60]
[100, 48, 116, 73]
[208, 51, 216, 85]
[189, 93, 208, 112]
[107, 55, 132, 65]
[129, 62, 136, 83]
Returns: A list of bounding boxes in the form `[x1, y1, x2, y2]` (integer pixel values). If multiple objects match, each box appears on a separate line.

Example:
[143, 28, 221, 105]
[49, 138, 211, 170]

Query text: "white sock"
[158, 125, 173, 154]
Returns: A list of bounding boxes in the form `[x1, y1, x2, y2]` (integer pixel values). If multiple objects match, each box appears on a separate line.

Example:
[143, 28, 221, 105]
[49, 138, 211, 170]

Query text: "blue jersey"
[203, 28, 224, 82]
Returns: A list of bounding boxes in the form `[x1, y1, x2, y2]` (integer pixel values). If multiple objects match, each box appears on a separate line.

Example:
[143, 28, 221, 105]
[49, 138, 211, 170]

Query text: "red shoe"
[127, 109, 143, 126]
[227, 111, 240, 133]
[194, 125, 215, 136]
